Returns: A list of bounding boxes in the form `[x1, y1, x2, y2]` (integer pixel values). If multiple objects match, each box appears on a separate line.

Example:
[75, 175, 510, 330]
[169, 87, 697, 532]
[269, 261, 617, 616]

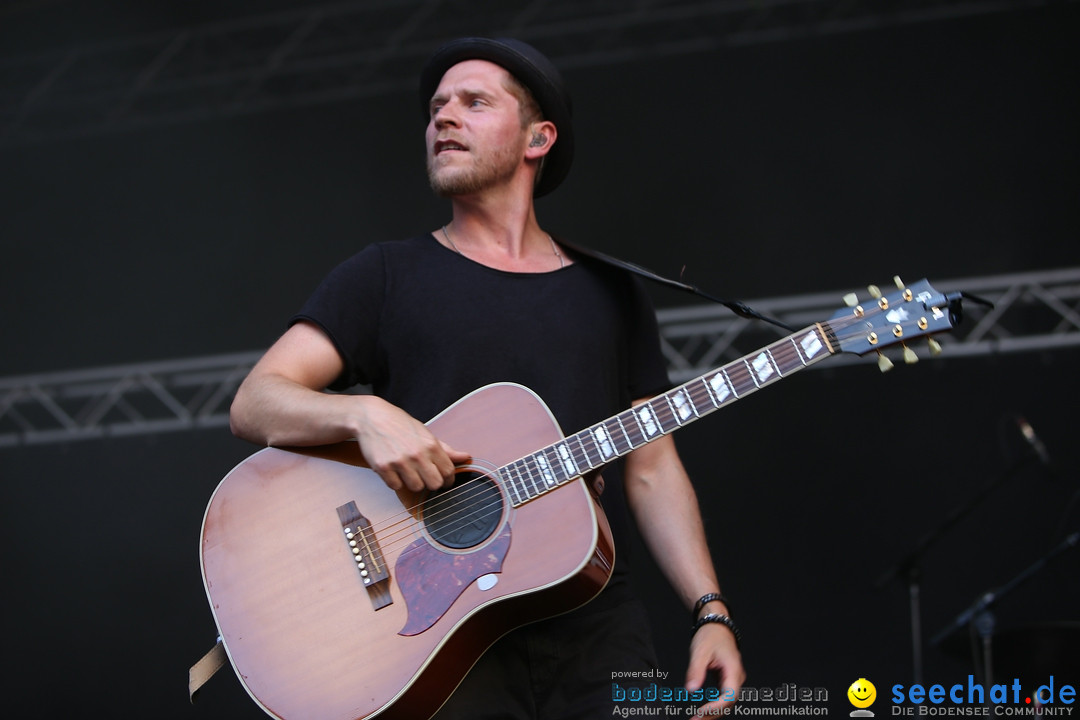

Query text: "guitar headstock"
[828, 277, 961, 371]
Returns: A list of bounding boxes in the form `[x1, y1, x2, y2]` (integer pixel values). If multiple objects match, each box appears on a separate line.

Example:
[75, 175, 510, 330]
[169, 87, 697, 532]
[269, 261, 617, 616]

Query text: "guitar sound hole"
[424, 471, 504, 549]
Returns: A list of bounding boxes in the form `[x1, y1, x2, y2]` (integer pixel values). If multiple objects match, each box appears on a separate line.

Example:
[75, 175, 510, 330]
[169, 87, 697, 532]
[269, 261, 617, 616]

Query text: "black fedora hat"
[419, 37, 574, 198]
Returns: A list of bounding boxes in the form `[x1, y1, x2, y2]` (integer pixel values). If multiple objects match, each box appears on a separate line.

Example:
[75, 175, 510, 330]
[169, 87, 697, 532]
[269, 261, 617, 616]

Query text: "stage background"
[2, 2, 1077, 716]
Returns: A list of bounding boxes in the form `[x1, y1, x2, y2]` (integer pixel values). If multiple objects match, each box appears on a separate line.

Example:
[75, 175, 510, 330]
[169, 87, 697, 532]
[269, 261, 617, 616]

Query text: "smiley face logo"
[847, 678, 876, 709]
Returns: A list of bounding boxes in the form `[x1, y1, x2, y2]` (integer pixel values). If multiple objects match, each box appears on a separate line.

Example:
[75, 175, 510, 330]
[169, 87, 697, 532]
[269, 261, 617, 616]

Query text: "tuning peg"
[877, 352, 894, 373]
[903, 345, 919, 364]
[928, 337, 942, 356]
[843, 292, 859, 308]
[868, 285, 882, 299]
[894, 275, 905, 289]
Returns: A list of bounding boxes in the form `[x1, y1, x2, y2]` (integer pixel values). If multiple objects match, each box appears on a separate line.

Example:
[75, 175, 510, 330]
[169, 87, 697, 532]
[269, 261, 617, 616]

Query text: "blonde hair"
[501, 74, 543, 128]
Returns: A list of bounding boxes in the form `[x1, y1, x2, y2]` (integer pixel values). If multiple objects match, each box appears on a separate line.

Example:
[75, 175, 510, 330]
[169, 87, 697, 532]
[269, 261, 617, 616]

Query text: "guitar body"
[200, 383, 614, 720]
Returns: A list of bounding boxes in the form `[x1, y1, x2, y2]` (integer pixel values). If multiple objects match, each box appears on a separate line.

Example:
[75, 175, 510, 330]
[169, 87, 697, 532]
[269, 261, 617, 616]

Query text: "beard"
[427, 141, 521, 197]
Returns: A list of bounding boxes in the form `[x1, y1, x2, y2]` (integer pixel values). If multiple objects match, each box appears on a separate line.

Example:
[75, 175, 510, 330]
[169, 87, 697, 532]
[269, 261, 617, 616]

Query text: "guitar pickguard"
[396, 525, 511, 636]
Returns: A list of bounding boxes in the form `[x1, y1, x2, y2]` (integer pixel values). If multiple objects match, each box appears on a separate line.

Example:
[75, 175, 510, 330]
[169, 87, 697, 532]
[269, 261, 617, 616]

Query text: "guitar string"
[363, 306, 933, 556]
[369, 313, 907, 560]
[365, 307, 925, 557]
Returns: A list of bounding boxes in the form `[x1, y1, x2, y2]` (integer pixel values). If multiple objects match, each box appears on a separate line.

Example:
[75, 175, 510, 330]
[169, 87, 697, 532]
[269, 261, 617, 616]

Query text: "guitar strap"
[188, 239, 793, 701]
[188, 637, 226, 702]
[558, 238, 796, 332]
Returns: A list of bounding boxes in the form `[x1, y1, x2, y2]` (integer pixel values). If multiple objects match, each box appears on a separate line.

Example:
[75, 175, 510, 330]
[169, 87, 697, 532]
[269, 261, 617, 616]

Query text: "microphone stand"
[874, 457, 1033, 684]
[929, 531, 1079, 688]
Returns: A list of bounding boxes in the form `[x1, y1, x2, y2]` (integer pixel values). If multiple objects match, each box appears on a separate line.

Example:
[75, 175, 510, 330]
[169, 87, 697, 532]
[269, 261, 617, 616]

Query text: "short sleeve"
[290, 243, 386, 391]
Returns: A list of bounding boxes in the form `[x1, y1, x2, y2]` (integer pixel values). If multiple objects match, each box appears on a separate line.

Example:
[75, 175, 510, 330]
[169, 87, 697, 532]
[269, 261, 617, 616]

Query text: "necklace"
[441, 224, 564, 269]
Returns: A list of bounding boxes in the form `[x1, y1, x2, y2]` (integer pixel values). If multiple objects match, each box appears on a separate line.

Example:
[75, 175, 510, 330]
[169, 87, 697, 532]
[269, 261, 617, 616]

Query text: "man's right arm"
[229, 321, 468, 491]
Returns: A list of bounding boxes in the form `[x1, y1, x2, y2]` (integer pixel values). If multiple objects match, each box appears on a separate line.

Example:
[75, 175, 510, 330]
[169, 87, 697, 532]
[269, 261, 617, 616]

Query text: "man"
[230, 37, 744, 718]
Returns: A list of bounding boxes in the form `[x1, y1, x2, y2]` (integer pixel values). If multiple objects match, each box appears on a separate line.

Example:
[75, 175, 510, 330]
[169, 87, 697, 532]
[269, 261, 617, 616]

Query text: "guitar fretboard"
[499, 322, 837, 507]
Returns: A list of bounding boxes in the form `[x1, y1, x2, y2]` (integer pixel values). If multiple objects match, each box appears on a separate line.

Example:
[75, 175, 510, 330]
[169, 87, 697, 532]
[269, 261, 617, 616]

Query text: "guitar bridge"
[336, 501, 392, 610]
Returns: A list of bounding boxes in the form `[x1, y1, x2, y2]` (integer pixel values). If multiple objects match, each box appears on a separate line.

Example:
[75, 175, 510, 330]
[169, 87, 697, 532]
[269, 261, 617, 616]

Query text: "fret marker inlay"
[709, 373, 731, 403]
[536, 455, 556, 487]
[801, 331, 823, 359]
[637, 405, 659, 436]
[556, 444, 577, 476]
[593, 427, 614, 458]
[672, 389, 693, 421]
[751, 352, 774, 383]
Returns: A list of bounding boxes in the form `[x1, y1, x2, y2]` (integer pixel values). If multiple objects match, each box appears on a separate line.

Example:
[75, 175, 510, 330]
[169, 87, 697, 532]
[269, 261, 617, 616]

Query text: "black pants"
[432, 597, 660, 720]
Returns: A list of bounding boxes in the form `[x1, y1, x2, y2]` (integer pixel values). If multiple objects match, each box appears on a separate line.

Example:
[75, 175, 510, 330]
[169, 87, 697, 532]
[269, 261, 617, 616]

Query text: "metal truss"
[656, 266, 1080, 383]
[0, 352, 260, 448]
[1, 0, 1072, 148]
[1, 267, 1077, 447]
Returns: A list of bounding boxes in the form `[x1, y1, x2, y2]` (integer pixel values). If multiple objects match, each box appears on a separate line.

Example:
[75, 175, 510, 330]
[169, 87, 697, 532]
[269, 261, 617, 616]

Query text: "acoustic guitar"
[199, 278, 961, 719]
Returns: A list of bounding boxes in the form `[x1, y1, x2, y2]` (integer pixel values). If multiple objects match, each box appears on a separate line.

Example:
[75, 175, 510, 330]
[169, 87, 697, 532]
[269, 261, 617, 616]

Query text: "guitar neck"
[500, 322, 838, 506]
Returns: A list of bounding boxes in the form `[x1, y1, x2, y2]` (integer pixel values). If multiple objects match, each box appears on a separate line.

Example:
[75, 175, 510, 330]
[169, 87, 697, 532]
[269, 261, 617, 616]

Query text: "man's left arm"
[623, 424, 745, 713]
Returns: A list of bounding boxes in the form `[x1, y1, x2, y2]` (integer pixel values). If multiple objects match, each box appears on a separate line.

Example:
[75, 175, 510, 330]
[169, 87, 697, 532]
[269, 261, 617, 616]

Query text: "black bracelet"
[692, 612, 742, 648]
[691, 592, 732, 621]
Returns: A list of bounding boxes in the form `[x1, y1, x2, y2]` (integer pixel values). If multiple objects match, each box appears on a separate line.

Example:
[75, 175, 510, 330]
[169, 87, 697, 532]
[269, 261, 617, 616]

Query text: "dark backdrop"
[2, 3, 1077, 717]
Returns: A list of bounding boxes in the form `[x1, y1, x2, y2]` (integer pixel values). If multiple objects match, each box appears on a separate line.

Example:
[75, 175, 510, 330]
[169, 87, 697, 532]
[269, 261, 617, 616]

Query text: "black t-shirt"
[292, 233, 672, 603]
